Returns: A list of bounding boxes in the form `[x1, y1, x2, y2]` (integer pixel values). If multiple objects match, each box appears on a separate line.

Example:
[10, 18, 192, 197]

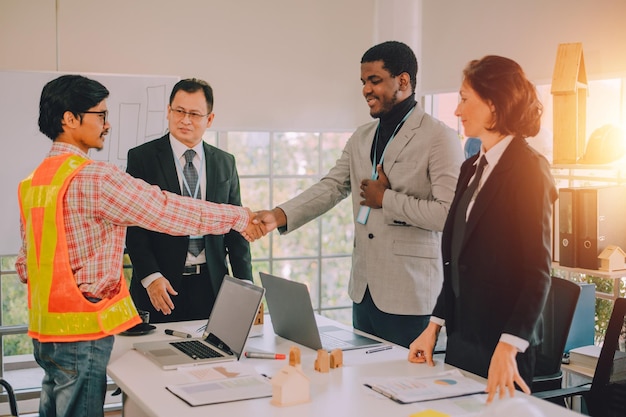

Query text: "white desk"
[108, 316, 583, 417]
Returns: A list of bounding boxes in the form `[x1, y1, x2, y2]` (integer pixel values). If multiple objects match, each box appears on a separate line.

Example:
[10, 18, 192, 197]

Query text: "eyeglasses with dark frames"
[170, 107, 210, 122]
[82, 110, 108, 124]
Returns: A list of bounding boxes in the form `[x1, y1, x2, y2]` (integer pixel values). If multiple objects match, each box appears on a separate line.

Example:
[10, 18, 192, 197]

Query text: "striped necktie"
[182, 149, 204, 257]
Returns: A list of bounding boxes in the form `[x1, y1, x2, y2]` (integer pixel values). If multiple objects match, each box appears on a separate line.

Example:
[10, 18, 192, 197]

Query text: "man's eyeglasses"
[82, 110, 108, 124]
[170, 108, 210, 122]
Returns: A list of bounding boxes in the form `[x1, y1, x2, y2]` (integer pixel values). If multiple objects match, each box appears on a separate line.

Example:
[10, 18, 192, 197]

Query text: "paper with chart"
[364, 369, 486, 404]
[166, 362, 272, 406]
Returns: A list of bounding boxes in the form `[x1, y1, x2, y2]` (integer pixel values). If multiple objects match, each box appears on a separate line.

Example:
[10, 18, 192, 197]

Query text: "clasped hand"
[240, 208, 284, 242]
[240, 209, 265, 242]
[360, 164, 390, 209]
[241, 165, 390, 242]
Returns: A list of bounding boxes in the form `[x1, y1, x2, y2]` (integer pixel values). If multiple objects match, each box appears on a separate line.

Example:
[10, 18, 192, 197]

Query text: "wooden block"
[553, 94, 583, 163]
[551, 42, 588, 164]
[254, 303, 264, 325]
[551, 42, 586, 94]
[330, 349, 343, 368]
[314, 349, 329, 373]
[289, 346, 301, 367]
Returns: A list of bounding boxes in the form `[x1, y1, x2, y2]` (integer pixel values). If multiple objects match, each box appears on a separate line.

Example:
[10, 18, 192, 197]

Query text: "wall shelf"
[552, 262, 624, 301]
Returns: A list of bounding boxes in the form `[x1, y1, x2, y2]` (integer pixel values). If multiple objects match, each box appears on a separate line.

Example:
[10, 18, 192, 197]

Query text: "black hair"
[169, 78, 214, 113]
[361, 41, 418, 92]
[38, 75, 110, 141]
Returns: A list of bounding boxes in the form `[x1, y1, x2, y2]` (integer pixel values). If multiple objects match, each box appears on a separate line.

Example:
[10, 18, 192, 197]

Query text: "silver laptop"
[133, 275, 264, 370]
[259, 272, 383, 351]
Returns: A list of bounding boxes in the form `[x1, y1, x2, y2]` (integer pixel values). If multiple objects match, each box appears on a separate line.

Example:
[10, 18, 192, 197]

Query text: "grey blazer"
[279, 104, 463, 315]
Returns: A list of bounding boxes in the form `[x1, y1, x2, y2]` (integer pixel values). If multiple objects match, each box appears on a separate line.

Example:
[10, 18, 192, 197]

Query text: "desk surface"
[109, 316, 582, 417]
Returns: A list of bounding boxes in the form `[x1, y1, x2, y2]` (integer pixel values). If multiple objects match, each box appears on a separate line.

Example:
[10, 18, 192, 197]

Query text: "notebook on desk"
[133, 275, 264, 370]
[259, 272, 383, 351]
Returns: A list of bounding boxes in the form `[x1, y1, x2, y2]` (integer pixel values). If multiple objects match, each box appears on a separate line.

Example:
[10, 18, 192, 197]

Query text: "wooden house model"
[598, 245, 626, 271]
[551, 42, 588, 164]
[270, 364, 310, 406]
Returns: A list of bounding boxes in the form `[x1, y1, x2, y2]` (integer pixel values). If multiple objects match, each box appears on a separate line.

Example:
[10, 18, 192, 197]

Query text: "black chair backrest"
[535, 276, 581, 377]
[0, 378, 18, 416]
[589, 297, 626, 417]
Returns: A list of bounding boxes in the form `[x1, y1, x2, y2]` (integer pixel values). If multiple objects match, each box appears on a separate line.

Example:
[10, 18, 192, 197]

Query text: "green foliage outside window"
[556, 269, 626, 344]
[1, 256, 31, 357]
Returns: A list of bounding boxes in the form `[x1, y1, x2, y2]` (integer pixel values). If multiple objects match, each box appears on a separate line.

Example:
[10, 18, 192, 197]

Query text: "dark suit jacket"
[432, 137, 557, 383]
[125, 135, 252, 321]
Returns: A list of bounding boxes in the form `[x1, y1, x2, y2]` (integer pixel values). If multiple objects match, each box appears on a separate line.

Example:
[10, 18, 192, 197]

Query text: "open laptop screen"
[202, 275, 265, 358]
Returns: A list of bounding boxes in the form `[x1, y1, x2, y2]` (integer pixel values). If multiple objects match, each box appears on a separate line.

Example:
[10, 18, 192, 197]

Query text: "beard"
[369, 89, 400, 119]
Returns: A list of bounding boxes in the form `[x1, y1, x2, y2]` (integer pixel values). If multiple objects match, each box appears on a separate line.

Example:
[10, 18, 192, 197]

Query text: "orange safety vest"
[18, 153, 140, 342]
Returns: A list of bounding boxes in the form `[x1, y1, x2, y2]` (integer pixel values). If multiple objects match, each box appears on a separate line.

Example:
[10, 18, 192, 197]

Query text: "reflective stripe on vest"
[18, 154, 140, 342]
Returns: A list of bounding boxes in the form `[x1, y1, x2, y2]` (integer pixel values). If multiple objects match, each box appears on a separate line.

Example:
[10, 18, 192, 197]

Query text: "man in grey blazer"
[257, 41, 463, 347]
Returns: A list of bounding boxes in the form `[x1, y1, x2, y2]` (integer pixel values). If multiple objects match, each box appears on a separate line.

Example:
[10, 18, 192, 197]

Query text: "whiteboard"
[0, 70, 179, 255]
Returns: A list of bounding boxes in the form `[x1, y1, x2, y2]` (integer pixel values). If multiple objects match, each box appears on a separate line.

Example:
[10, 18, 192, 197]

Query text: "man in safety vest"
[15, 74, 261, 417]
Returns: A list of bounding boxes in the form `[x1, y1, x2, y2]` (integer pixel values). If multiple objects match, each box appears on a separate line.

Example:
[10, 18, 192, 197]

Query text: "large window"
[212, 131, 354, 324]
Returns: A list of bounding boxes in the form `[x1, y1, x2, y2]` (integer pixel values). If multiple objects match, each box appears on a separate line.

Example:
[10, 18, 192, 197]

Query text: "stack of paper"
[569, 345, 601, 369]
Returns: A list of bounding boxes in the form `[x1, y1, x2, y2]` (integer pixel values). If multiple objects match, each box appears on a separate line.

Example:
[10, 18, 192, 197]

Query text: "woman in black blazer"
[408, 56, 557, 403]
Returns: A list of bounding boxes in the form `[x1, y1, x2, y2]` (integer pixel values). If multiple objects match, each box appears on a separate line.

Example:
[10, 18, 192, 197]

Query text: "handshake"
[239, 208, 287, 242]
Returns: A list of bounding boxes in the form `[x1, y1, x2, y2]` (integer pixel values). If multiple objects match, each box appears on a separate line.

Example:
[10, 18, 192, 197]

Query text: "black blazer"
[432, 137, 557, 381]
[125, 135, 252, 307]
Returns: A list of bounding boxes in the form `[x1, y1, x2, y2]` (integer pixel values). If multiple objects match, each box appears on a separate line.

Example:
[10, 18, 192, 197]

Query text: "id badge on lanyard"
[357, 107, 414, 225]
[176, 149, 205, 239]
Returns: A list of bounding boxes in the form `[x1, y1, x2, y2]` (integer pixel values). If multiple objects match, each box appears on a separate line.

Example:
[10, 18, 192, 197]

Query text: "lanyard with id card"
[175, 149, 205, 241]
[357, 107, 414, 225]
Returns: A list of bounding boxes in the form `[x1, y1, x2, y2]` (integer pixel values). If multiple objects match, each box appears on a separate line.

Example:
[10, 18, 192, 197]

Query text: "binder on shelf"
[552, 198, 559, 263]
[576, 186, 626, 270]
[558, 188, 578, 267]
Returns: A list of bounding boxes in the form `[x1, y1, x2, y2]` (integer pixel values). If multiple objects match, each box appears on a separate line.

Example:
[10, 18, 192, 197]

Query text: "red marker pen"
[244, 351, 286, 360]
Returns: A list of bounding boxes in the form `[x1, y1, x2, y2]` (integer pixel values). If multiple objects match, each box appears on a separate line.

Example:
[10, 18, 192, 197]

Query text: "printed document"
[166, 362, 272, 406]
[364, 369, 485, 404]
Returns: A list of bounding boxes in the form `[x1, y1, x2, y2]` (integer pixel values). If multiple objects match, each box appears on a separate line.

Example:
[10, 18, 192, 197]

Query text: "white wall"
[4, 1, 625, 126]
[421, 0, 626, 93]
[0, 0, 377, 131]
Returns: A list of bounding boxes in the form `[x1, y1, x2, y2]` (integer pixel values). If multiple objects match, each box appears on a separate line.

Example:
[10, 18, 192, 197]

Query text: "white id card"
[356, 206, 371, 225]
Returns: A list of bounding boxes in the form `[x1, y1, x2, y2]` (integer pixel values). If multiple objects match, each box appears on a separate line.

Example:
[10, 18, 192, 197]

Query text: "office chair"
[534, 297, 626, 417]
[532, 276, 581, 395]
[0, 377, 19, 416]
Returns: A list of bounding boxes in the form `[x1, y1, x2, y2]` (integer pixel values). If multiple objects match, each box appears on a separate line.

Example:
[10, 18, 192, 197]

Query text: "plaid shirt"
[16, 142, 249, 299]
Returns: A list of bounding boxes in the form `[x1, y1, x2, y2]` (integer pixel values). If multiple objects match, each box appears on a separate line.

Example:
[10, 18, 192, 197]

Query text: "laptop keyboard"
[171, 340, 224, 359]
[320, 334, 350, 350]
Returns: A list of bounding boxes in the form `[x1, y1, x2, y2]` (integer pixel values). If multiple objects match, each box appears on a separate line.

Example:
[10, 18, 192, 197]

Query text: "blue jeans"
[32, 336, 114, 417]
[353, 286, 431, 348]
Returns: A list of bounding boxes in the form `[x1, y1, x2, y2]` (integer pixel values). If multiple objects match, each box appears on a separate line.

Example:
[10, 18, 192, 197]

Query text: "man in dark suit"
[126, 78, 252, 323]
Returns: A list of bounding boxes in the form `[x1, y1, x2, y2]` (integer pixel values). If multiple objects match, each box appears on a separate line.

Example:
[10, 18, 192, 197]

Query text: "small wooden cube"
[289, 346, 301, 367]
[314, 349, 330, 373]
[329, 349, 343, 368]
